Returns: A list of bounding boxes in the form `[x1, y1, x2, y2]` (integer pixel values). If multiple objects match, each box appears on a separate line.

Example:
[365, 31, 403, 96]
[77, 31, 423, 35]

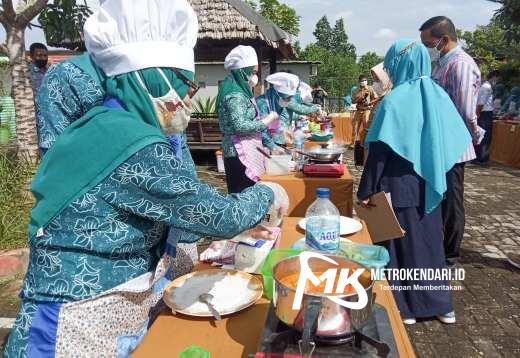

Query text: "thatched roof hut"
[191, 0, 295, 67]
[45, 0, 295, 73]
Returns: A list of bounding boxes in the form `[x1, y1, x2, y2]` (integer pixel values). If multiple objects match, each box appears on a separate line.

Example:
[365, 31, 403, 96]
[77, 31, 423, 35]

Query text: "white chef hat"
[266, 72, 300, 96]
[299, 81, 313, 103]
[84, 0, 199, 77]
[224, 45, 258, 71]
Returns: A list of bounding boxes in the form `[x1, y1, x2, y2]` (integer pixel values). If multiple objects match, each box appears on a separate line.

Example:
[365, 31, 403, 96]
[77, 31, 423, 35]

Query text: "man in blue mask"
[420, 16, 482, 267]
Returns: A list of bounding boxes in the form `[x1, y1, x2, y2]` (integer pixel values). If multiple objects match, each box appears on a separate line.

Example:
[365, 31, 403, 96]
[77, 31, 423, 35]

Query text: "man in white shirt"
[476, 70, 499, 164]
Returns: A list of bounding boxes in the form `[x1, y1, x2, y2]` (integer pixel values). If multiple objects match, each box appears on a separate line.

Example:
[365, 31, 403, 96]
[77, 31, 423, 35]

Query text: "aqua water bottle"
[305, 188, 341, 253]
[293, 126, 305, 171]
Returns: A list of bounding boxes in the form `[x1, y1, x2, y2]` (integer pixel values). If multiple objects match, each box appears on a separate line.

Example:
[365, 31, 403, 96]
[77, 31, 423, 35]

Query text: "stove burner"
[257, 304, 397, 357]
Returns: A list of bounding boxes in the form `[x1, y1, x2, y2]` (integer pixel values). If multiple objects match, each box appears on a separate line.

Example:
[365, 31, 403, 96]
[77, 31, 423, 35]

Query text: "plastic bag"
[260, 248, 303, 300]
[338, 241, 390, 270]
[199, 240, 237, 265]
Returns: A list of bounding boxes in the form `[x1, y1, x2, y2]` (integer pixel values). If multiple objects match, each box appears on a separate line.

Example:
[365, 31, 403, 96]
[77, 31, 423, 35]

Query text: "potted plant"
[191, 96, 217, 119]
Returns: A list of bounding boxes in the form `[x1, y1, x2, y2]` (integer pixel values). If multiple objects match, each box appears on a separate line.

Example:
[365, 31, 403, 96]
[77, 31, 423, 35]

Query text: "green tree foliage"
[300, 44, 359, 96]
[312, 16, 356, 57]
[247, 0, 300, 36]
[38, 0, 92, 50]
[358, 52, 384, 78]
[245, 0, 257, 8]
[313, 16, 333, 50]
[331, 18, 356, 59]
[488, 0, 520, 44]
[459, 25, 508, 74]
[458, 1, 520, 85]
[300, 15, 374, 96]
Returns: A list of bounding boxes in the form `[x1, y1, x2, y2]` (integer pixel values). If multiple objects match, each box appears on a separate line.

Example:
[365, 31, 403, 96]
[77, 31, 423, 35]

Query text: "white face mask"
[248, 74, 259, 87]
[360, 80, 368, 87]
[427, 38, 443, 63]
[135, 69, 191, 135]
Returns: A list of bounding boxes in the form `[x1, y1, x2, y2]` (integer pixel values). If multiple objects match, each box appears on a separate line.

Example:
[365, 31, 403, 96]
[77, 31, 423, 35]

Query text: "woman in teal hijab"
[358, 38, 472, 325]
[34, 38, 202, 310]
[4, 1, 286, 356]
[256, 72, 300, 147]
[217, 45, 278, 193]
[343, 85, 357, 108]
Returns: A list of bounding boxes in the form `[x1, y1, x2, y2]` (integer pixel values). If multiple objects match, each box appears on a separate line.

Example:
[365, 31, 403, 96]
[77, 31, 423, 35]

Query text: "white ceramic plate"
[292, 237, 352, 250]
[298, 216, 363, 236]
[163, 269, 263, 318]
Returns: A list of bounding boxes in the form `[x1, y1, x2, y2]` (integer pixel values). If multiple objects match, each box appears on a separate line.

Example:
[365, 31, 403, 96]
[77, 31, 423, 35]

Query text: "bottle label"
[305, 216, 340, 252]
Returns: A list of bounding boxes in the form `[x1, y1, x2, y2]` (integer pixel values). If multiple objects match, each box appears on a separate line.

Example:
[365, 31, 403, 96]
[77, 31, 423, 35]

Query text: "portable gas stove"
[254, 304, 397, 358]
[303, 162, 344, 177]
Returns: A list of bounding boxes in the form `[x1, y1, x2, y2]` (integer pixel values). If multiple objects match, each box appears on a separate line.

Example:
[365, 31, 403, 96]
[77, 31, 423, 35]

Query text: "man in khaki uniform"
[352, 75, 377, 163]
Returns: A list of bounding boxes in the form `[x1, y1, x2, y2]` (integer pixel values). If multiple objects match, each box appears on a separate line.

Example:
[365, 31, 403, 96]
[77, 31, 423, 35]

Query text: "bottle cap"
[179, 346, 211, 358]
[316, 187, 330, 198]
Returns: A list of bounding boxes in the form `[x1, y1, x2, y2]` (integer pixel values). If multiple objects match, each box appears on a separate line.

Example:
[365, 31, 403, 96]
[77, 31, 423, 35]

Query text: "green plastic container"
[260, 248, 303, 300]
[310, 133, 333, 142]
[179, 346, 210, 358]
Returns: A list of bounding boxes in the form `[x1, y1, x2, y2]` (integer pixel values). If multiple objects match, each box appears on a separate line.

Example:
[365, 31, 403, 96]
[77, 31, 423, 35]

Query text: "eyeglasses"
[173, 69, 200, 98]
[399, 42, 416, 55]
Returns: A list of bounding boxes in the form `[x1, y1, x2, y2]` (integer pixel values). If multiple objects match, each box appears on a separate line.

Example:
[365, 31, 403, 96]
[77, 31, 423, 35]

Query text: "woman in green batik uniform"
[216, 45, 278, 193]
[256, 72, 299, 146]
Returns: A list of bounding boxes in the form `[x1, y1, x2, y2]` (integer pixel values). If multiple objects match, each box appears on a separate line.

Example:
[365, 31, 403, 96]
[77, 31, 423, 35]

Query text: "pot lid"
[307, 145, 345, 155]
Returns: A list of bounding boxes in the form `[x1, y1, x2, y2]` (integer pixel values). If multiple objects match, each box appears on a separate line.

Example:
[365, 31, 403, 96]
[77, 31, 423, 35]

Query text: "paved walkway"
[344, 155, 520, 358]
[1, 151, 519, 357]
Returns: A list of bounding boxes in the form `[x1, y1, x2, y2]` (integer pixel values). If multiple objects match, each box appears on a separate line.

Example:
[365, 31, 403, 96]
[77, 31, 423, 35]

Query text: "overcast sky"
[1, 0, 500, 56]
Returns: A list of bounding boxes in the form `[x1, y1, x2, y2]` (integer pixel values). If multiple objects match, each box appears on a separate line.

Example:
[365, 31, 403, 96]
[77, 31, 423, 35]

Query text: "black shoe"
[446, 258, 458, 268]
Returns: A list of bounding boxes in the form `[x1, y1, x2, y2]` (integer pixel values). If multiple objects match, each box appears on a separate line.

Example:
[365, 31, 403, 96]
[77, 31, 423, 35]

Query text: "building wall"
[193, 63, 229, 100]
[193, 62, 317, 101]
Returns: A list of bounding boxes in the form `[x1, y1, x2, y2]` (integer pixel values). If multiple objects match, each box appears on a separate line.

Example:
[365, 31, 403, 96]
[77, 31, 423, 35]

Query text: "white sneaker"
[437, 311, 456, 324]
[402, 318, 416, 325]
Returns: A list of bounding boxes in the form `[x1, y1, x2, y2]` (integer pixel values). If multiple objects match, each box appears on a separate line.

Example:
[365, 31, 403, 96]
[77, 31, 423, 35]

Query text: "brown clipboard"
[354, 192, 405, 243]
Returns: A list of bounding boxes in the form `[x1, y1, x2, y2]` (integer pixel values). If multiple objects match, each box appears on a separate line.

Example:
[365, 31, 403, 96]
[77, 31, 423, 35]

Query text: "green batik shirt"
[218, 92, 267, 158]
[286, 91, 319, 124]
[255, 90, 291, 146]
[21, 142, 274, 303]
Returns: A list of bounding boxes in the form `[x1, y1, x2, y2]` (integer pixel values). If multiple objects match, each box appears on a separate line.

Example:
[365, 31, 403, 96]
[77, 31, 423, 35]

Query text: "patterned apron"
[231, 98, 267, 182]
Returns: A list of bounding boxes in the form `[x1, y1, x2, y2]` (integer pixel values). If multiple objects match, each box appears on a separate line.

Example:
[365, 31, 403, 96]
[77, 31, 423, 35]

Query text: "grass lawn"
[0, 150, 35, 251]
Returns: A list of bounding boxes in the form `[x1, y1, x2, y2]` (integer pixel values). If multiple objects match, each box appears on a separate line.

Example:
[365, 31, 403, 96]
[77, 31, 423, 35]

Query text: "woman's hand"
[262, 112, 279, 126]
[248, 225, 276, 241]
[283, 129, 294, 145]
[271, 147, 287, 155]
[358, 197, 374, 209]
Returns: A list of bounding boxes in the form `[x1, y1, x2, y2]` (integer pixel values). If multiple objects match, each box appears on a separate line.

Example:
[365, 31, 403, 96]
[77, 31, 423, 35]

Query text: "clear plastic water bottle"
[305, 188, 341, 253]
[293, 126, 305, 171]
